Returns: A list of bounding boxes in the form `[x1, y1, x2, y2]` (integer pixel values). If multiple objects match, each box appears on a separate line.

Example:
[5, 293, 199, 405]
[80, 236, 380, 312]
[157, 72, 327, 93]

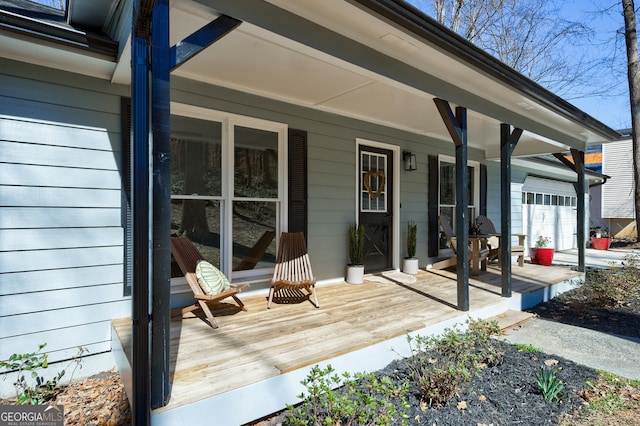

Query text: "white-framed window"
[360, 150, 388, 213]
[438, 155, 480, 251]
[170, 103, 286, 280]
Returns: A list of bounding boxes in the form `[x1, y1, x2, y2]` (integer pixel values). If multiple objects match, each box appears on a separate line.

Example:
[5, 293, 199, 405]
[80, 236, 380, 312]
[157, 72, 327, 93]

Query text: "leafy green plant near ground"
[583, 253, 640, 307]
[405, 317, 503, 407]
[285, 364, 410, 426]
[536, 366, 565, 403]
[0, 343, 87, 405]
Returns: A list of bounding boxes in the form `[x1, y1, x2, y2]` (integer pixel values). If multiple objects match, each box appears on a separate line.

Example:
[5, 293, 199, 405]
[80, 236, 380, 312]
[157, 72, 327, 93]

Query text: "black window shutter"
[480, 164, 487, 216]
[121, 97, 133, 296]
[288, 129, 308, 240]
[428, 155, 439, 257]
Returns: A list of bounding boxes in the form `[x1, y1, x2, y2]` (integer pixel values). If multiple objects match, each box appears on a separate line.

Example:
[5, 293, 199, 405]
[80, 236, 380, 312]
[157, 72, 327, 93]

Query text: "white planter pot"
[402, 257, 419, 275]
[346, 264, 365, 284]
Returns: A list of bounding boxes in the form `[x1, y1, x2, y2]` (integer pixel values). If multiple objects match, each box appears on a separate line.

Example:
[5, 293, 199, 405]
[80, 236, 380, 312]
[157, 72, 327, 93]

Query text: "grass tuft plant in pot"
[346, 223, 365, 284]
[402, 220, 419, 274]
[530, 235, 554, 266]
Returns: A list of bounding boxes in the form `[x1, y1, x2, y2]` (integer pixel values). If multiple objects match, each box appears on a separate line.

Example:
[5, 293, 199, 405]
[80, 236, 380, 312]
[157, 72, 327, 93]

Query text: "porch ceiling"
[0, 0, 619, 157]
[160, 0, 617, 159]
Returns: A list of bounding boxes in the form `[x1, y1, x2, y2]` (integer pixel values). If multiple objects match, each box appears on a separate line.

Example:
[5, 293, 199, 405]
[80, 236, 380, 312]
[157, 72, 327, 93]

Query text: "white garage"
[522, 176, 578, 252]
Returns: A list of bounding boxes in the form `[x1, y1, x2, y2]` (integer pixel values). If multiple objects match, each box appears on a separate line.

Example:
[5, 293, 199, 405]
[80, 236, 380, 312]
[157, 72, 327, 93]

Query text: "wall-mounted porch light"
[403, 151, 417, 171]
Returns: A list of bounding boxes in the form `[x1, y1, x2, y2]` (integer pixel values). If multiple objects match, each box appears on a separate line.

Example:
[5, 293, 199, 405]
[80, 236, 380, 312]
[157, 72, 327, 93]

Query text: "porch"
[112, 262, 583, 426]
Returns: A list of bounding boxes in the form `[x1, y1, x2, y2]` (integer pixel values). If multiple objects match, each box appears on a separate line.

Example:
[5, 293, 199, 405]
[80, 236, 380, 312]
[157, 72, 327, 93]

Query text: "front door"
[359, 146, 393, 273]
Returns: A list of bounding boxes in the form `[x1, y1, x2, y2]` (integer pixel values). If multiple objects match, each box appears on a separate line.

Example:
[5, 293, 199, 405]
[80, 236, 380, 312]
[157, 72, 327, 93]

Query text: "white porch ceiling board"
[171, 27, 374, 108]
[318, 81, 437, 134]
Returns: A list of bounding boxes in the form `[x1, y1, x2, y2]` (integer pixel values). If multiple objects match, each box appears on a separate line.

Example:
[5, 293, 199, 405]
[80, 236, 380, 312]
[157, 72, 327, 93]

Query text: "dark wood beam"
[434, 98, 469, 311]
[500, 124, 522, 298]
[434, 98, 464, 147]
[170, 14, 241, 71]
[552, 152, 577, 172]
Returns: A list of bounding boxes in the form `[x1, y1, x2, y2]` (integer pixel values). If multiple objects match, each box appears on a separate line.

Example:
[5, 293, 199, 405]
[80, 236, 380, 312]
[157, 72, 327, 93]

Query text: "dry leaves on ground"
[50, 369, 131, 426]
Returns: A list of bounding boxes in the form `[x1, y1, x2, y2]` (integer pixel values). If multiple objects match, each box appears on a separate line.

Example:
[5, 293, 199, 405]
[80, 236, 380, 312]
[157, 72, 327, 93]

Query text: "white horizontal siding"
[602, 139, 634, 219]
[0, 301, 130, 339]
[0, 246, 123, 274]
[0, 207, 121, 229]
[0, 265, 123, 295]
[1, 186, 121, 207]
[0, 60, 130, 372]
[1, 283, 125, 317]
[0, 116, 119, 151]
[0, 163, 122, 189]
[1, 140, 120, 170]
[0, 228, 122, 251]
[0, 323, 114, 363]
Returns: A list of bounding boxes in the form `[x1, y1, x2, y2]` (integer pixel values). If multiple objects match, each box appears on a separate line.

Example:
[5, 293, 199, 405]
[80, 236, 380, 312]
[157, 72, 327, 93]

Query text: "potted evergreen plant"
[530, 235, 554, 266]
[346, 223, 365, 284]
[402, 220, 419, 274]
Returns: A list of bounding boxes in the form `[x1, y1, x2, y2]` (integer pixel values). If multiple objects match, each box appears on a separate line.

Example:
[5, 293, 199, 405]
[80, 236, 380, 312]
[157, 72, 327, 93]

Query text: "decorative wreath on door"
[363, 171, 386, 200]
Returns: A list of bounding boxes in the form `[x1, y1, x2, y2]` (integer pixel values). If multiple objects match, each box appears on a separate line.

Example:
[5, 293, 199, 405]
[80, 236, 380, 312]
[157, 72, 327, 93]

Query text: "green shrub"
[583, 253, 640, 307]
[285, 364, 409, 426]
[405, 317, 503, 407]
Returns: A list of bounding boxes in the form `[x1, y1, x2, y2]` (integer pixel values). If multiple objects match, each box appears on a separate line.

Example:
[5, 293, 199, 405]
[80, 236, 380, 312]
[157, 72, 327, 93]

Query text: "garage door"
[522, 177, 577, 251]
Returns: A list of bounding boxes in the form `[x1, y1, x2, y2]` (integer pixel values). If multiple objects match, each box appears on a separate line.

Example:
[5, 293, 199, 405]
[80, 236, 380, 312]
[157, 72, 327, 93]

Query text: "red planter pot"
[530, 247, 554, 266]
[591, 237, 610, 250]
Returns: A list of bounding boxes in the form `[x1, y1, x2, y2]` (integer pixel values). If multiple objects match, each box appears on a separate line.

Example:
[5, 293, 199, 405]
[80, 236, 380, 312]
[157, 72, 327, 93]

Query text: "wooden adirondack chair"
[268, 232, 319, 309]
[475, 215, 526, 267]
[170, 236, 249, 328]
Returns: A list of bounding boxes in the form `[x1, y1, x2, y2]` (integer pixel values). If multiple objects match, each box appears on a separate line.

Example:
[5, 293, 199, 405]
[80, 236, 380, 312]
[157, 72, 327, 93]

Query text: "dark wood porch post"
[131, 0, 154, 424]
[434, 98, 469, 311]
[500, 125, 512, 297]
[554, 150, 587, 272]
[571, 149, 587, 272]
[500, 124, 522, 297]
[151, 0, 171, 409]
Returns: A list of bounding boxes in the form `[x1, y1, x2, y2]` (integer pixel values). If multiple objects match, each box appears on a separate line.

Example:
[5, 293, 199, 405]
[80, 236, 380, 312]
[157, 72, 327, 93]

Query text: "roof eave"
[351, 0, 622, 141]
[0, 8, 118, 60]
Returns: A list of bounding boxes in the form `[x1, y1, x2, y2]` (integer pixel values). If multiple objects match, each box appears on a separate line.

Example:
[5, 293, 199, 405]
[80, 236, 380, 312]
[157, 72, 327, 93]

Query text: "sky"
[561, 0, 632, 131]
[408, 0, 634, 131]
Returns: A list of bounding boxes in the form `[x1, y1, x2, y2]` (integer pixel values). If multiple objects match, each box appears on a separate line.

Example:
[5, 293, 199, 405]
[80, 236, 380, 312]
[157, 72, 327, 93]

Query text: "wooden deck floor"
[112, 262, 583, 423]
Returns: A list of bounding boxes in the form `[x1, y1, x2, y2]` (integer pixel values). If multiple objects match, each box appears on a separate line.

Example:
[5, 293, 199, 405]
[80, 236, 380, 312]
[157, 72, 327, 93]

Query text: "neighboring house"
[0, 0, 620, 420]
[588, 132, 637, 238]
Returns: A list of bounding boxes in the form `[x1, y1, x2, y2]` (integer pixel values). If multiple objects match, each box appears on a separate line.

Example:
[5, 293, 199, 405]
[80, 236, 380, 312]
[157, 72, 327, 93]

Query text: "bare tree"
[407, 0, 609, 100]
[622, 0, 640, 241]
